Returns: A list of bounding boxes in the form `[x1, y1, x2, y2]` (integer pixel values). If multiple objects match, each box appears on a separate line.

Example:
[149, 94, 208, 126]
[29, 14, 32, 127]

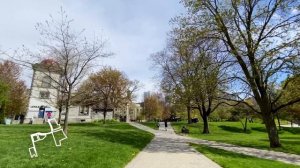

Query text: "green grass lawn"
[0, 121, 153, 168]
[139, 121, 159, 130]
[172, 121, 300, 154]
[191, 144, 300, 168]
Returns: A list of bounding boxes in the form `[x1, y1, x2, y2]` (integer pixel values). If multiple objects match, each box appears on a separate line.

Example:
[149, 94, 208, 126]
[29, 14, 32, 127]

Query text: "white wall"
[26, 70, 60, 120]
[26, 66, 114, 123]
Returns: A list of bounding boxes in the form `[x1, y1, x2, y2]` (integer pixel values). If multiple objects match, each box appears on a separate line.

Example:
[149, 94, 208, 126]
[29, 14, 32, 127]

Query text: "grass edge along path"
[191, 144, 300, 168]
[172, 121, 300, 155]
[0, 121, 154, 168]
[139, 121, 159, 130]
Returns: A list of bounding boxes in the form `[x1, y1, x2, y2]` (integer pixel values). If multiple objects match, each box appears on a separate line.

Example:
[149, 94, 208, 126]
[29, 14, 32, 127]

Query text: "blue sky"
[0, 0, 185, 101]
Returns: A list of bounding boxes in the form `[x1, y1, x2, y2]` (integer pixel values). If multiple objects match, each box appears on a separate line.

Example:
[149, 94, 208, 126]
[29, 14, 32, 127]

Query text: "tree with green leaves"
[0, 81, 9, 122]
[180, 0, 300, 147]
[279, 75, 300, 127]
[0, 60, 28, 122]
[152, 48, 194, 123]
[77, 66, 138, 123]
[152, 29, 229, 133]
[143, 94, 164, 121]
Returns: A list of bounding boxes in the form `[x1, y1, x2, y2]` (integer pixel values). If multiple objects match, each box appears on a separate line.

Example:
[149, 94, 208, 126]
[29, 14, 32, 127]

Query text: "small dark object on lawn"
[181, 126, 189, 134]
[191, 118, 199, 123]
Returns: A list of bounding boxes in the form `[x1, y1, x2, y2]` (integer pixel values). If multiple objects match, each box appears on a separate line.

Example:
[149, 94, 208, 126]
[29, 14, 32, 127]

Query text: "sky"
[0, 0, 185, 101]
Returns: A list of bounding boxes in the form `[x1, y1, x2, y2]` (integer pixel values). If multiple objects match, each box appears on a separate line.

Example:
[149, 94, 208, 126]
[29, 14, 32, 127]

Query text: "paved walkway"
[125, 122, 221, 168]
[128, 122, 300, 167]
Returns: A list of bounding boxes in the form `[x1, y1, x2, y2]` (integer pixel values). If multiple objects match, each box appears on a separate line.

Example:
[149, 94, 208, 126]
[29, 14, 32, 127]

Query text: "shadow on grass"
[282, 127, 300, 134]
[218, 125, 252, 134]
[280, 140, 300, 146]
[251, 127, 267, 132]
[191, 143, 249, 159]
[252, 126, 300, 135]
[84, 129, 153, 149]
[70, 122, 137, 130]
[280, 136, 300, 140]
[69, 122, 99, 127]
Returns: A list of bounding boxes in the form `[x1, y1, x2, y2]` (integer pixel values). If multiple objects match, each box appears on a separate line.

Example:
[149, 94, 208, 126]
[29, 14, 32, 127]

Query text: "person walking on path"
[164, 119, 168, 131]
[156, 121, 160, 129]
[126, 122, 222, 168]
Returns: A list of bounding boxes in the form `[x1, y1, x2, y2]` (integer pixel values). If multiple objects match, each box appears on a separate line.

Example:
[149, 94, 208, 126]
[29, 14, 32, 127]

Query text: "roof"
[32, 59, 61, 73]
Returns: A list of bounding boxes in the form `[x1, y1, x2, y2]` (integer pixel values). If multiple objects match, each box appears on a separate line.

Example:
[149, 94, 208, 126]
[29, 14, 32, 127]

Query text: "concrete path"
[125, 122, 221, 168]
[128, 122, 300, 166]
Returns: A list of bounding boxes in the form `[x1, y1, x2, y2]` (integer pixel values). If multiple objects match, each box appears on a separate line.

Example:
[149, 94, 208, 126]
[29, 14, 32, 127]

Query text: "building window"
[79, 106, 89, 116]
[40, 91, 50, 99]
[41, 76, 52, 88]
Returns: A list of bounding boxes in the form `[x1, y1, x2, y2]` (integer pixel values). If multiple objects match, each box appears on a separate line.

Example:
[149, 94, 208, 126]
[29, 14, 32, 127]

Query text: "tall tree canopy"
[178, 0, 300, 147]
[152, 29, 229, 133]
[143, 94, 164, 121]
[77, 66, 139, 123]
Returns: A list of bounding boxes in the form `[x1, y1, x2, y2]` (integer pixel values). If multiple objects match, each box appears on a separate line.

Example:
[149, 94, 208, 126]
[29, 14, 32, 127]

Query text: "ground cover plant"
[0, 121, 153, 168]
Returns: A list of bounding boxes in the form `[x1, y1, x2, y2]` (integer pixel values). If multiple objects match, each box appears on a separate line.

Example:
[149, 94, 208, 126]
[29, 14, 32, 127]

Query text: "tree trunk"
[103, 110, 107, 124]
[276, 113, 281, 131]
[0, 101, 5, 123]
[187, 105, 191, 124]
[112, 108, 115, 119]
[58, 106, 62, 124]
[244, 117, 248, 132]
[202, 113, 209, 134]
[63, 86, 72, 135]
[261, 112, 281, 148]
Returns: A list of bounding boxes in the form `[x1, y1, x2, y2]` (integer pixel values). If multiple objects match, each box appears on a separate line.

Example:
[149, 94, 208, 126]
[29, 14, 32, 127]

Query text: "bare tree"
[28, 8, 110, 134]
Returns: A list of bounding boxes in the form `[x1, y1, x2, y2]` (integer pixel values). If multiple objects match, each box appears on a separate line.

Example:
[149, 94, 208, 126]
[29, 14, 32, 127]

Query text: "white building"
[25, 59, 142, 123]
[25, 59, 113, 123]
[26, 59, 60, 123]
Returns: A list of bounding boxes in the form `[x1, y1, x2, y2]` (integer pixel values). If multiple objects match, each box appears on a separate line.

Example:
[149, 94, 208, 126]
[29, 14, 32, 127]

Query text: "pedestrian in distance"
[164, 119, 168, 131]
[156, 122, 160, 129]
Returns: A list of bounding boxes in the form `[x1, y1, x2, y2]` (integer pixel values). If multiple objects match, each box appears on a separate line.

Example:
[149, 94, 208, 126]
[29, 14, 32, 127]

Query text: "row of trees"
[153, 0, 300, 148]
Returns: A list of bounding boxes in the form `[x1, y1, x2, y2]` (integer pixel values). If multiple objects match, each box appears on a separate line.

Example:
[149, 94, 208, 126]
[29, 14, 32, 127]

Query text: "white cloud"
[291, 8, 299, 14]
